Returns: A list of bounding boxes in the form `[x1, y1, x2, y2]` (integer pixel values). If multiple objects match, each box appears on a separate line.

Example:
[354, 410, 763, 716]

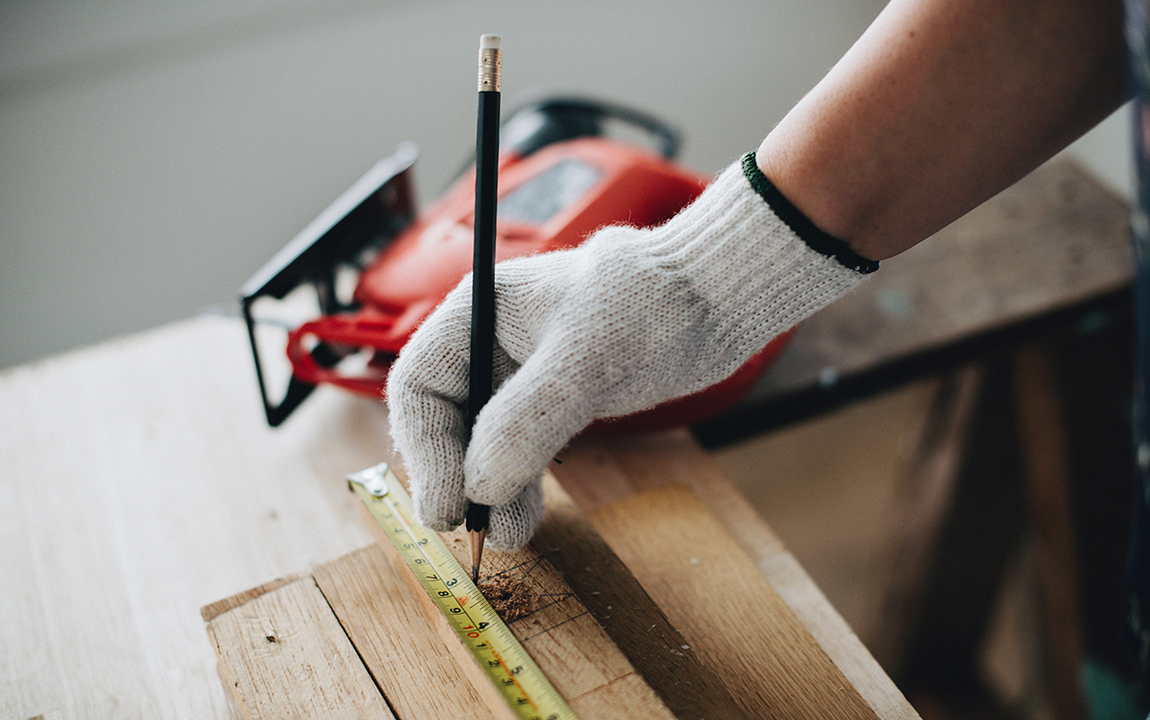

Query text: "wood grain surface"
[357, 479, 681, 720]
[206, 464, 897, 719]
[312, 545, 501, 720]
[1, 313, 920, 720]
[206, 576, 396, 719]
[553, 430, 920, 719]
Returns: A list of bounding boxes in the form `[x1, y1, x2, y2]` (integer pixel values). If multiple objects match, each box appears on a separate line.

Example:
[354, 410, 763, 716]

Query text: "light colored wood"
[0, 317, 379, 720]
[205, 576, 395, 719]
[202, 575, 302, 624]
[206, 473, 752, 719]
[310, 545, 501, 720]
[534, 476, 746, 719]
[554, 430, 921, 720]
[208, 493, 720, 720]
[358, 480, 680, 720]
[592, 485, 877, 719]
[203, 544, 510, 720]
[1, 313, 914, 719]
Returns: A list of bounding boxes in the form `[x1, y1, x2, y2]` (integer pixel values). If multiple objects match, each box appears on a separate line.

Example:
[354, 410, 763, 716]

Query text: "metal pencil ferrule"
[477, 47, 502, 92]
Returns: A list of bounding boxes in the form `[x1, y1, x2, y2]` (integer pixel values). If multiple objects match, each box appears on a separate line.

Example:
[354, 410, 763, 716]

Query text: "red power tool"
[241, 97, 792, 428]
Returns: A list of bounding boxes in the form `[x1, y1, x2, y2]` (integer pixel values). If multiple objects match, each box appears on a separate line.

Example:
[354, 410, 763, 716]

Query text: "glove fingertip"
[413, 494, 467, 533]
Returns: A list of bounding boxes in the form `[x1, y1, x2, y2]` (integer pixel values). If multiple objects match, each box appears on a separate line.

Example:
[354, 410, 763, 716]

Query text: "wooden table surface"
[0, 313, 916, 719]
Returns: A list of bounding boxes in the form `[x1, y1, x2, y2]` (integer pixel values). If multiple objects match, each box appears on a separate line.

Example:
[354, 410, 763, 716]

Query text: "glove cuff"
[739, 152, 879, 275]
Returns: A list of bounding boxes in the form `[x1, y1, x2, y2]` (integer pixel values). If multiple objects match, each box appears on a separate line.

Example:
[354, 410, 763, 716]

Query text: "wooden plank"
[533, 476, 746, 719]
[1013, 342, 1087, 720]
[310, 545, 501, 720]
[553, 429, 921, 720]
[204, 576, 395, 720]
[357, 483, 681, 720]
[201, 575, 301, 624]
[203, 544, 513, 720]
[204, 425, 893, 720]
[591, 485, 878, 719]
[206, 473, 764, 719]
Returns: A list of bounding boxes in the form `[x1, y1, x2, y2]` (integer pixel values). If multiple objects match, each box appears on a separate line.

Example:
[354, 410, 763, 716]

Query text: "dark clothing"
[1124, 0, 1150, 690]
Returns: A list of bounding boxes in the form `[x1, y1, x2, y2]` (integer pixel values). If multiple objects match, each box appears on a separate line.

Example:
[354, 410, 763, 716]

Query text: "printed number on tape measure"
[348, 463, 577, 720]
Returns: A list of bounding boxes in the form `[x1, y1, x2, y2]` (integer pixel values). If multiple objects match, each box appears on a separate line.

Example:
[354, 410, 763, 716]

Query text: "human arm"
[758, 0, 1126, 261]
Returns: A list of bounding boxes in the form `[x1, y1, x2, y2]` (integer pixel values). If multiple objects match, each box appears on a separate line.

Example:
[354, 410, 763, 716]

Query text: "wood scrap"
[477, 574, 534, 621]
[311, 544, 502, 720]
[204, 576, 396, 719]
[357, 481, 683, 720]
[205, 443, 908, 719]
[592, 485, 879, 719]
[553, 429, 918, 719]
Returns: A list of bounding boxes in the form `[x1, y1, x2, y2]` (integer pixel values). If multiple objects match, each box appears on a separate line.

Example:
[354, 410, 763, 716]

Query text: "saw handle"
[501, 96, 682, 161]
[284, 316, 401, 397]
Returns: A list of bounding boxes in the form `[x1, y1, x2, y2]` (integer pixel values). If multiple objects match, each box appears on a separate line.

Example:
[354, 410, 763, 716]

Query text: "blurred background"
[0, 0, 1132, 370]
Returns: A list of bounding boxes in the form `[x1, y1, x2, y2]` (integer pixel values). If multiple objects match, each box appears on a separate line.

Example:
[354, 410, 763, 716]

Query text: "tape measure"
[348, 463, 577, 720]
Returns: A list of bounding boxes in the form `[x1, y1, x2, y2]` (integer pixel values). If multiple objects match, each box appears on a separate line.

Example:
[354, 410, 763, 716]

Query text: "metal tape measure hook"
[347, 462, 390, 497]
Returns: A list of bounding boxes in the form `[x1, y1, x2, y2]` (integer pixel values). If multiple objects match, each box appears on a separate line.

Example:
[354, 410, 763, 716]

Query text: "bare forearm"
[757, 0, 1126, 261]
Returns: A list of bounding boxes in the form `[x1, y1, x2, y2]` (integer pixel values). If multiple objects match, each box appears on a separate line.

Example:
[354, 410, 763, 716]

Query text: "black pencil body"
[465, 88, 500, 545]
[468, 89, 500, 432]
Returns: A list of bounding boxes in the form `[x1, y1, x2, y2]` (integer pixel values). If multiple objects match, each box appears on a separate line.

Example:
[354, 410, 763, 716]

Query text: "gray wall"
[0, 0, 1130, 370]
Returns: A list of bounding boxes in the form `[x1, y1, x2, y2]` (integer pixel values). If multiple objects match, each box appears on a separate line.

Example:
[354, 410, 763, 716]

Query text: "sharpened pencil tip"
[469, 525, 487, 585]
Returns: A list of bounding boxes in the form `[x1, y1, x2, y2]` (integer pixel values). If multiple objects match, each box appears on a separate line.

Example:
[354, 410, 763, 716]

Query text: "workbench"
[0, 314, 915, 719]
[1, 158, 1132, 719]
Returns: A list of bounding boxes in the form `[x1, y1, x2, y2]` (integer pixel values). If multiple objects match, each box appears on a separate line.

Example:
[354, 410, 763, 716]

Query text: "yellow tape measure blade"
[348, 463, 577, 720]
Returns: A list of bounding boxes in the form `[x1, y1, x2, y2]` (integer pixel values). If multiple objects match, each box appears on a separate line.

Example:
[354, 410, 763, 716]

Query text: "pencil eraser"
[480, 34, 501, 50]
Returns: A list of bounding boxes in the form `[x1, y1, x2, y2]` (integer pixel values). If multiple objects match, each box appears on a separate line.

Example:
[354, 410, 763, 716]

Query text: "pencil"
[466, 33, 501, 584]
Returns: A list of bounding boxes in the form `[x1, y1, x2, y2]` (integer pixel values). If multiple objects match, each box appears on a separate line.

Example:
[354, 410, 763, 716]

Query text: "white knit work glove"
[387, 153, 878, 549]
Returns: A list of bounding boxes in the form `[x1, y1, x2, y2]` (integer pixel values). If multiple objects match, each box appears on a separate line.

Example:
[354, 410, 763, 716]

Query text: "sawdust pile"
[479, 575, 534, 622]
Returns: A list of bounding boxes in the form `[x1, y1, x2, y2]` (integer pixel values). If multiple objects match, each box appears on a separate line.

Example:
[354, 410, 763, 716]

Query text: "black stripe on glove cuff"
[741, 152, 879, 275]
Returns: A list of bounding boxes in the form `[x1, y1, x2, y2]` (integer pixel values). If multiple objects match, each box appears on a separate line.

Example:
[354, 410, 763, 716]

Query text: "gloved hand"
[387, 152, 877, 549]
